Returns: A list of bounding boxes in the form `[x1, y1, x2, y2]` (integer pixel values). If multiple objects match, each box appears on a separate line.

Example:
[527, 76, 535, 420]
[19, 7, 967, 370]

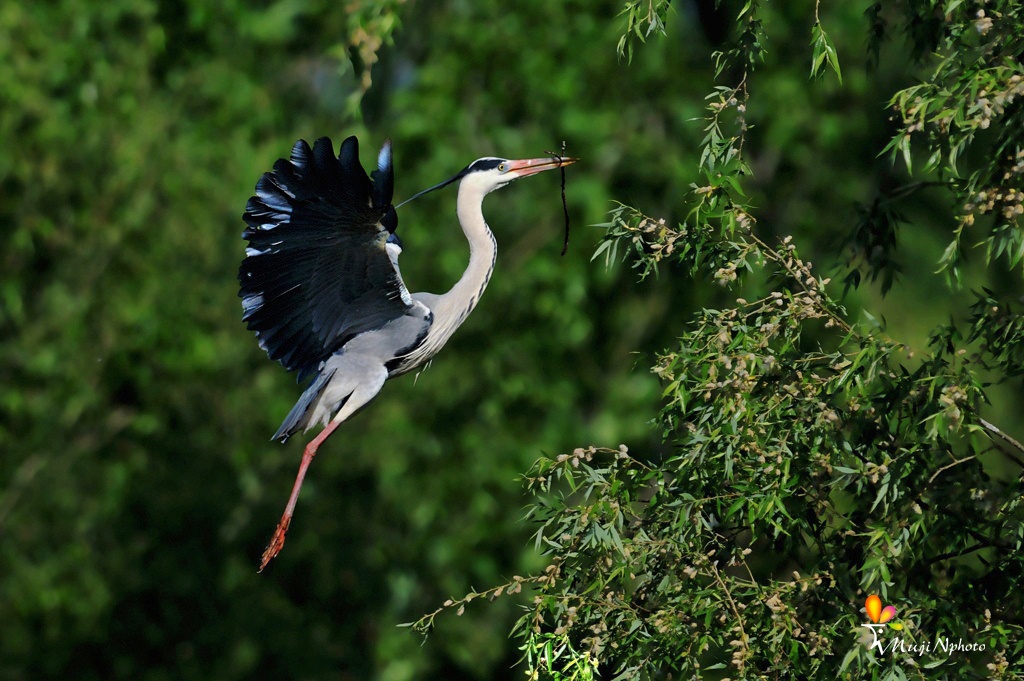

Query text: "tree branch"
[978, 417, 1024, 468]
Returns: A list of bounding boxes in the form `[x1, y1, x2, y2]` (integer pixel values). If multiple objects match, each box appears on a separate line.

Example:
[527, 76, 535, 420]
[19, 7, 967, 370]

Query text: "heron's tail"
[273, 368, 337, 442]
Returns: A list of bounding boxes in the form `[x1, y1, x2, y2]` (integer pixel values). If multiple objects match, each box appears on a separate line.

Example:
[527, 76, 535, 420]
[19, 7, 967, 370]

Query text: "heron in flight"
[239, 135, 576, 570]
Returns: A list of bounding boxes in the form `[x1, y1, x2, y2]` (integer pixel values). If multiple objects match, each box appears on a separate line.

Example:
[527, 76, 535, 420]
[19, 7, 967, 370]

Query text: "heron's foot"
[259, 516, 291, 572]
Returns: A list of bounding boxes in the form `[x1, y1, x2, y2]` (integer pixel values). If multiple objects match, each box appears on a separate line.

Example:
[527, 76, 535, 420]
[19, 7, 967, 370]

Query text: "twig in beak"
[545, 141, 571, 256]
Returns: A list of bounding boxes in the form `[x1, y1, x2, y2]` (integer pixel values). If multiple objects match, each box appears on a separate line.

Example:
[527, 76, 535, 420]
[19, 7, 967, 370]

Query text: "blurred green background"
[2, 1, 1012, 679]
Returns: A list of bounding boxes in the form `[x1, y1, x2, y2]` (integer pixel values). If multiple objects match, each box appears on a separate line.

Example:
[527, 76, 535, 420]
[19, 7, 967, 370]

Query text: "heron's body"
[239, 135, 574, 570]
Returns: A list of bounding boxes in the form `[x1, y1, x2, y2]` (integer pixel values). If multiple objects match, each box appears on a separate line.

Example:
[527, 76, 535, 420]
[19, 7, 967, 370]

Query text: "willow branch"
[978, 417, 1024, 468]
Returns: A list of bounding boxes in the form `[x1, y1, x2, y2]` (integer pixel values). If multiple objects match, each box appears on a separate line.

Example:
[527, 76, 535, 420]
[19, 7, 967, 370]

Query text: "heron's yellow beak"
[505, 156, 579, 178]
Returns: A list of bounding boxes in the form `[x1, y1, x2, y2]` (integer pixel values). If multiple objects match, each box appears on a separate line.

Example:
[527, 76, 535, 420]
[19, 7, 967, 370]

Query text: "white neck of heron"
[436, 180, 498, 322]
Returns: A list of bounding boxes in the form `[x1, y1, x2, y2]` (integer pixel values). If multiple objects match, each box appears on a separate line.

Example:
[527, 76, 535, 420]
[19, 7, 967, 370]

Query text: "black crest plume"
[239, 136, 407, 382]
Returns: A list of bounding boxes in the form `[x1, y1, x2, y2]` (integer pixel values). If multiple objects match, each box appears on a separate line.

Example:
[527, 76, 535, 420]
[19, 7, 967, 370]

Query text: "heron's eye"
[498, 162, 507, 172]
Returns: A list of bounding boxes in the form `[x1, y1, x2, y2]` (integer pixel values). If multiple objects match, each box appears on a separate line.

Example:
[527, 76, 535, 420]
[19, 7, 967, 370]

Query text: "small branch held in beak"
[545, 141, 572, 256]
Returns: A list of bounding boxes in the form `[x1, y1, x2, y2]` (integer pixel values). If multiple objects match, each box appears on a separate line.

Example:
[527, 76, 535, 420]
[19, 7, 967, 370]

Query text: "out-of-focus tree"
[0, 1, 689, 679]
[4, 1, 1022, 680]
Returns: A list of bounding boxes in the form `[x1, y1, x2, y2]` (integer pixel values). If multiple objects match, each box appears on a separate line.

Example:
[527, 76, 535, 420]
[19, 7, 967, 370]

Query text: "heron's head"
[398, 154, 577, 207]
[459, 156, 579, 195]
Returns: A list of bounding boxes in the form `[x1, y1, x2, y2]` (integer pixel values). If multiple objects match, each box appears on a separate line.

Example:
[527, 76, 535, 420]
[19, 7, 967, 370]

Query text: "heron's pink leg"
[259, 419, 343, 572]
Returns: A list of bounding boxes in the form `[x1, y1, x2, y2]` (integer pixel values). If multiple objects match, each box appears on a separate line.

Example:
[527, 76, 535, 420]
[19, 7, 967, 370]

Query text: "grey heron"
[239, 135, 576, 570]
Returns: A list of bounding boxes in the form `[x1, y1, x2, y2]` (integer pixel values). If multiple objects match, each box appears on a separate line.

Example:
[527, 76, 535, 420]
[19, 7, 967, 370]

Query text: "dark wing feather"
[239, 136, 411, 381]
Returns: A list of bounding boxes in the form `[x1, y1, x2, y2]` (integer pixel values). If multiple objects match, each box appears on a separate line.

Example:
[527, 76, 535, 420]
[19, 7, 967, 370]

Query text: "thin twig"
[709, 560, 749, 667]
[927, 455, 976, 485]
[407, 575, 542, 634]
[747, 231, 853, 334]
[885, 180, 956, 200]
[545, 141, 571, 256]
[924, 541, 988, 567]
[978, 417, 1024, 467]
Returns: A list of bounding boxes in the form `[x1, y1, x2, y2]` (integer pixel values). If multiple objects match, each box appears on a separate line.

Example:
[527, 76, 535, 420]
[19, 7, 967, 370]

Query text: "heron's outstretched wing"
[239, 136, 414, 381]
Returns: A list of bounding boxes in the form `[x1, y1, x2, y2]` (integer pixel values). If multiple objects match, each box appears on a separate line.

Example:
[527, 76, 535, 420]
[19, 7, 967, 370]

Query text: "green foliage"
[498, 209, 1022, 679]
[839, 194, 907, 296]
[5, 1, 1024, 680]
[414, 2, 1024, 679]
[967, 289, 1024, 380]
[810, 21, 843, 84]
[616, 0, 672, 64]
[883, 0, 1024, 283]
[0, 1, 698, 679]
